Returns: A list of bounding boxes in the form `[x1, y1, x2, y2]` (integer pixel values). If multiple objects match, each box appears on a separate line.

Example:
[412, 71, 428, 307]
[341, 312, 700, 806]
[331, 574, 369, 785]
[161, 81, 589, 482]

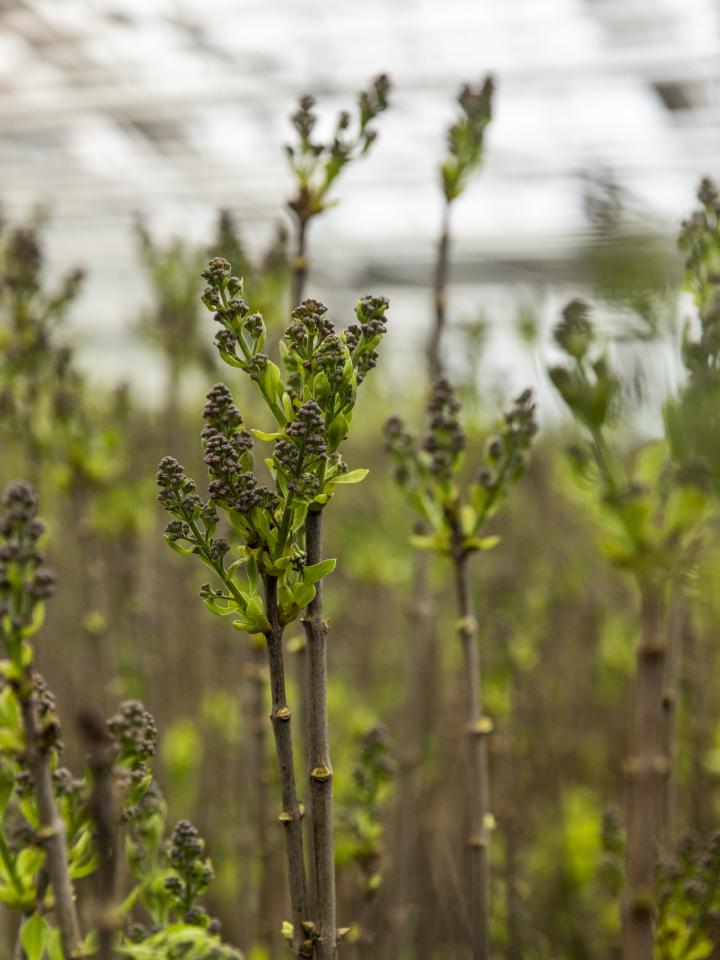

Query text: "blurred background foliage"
[0, 3, 719, 948]
[0, 171, 719, 959]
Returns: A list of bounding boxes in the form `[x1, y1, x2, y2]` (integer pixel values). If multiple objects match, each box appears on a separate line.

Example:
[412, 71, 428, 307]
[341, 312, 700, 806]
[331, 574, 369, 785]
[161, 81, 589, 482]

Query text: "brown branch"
[427, 199, 452, 380]
[622, 586, 668, 960]
[263, 574, 311, 959]
[77, 710, 117, 960]
[18, 672, 82, 959]
[453, 548, 490, 960]
[302, 508, 337, 960]
[247, 644, 274, 952]
[291, 217, 309, 309]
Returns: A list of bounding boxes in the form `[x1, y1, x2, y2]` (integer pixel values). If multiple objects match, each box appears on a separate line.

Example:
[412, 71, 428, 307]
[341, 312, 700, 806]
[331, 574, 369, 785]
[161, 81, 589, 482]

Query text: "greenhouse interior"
[0, 1, 719, 959]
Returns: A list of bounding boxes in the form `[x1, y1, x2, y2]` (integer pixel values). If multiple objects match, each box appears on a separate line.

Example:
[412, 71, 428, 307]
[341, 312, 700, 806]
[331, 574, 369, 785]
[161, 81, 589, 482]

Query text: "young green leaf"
[303, 558, 337, 584]
[330, 468, 369, 485]
[19, 914, 49, 960]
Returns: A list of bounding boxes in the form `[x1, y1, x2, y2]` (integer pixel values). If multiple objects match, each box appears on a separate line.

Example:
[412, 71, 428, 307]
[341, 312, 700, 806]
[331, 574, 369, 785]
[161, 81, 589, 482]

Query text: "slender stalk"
[18, 672, 82, 959]
[452, 547, 490, 960]
[391, 546, 438, 951]
[0, 832, 23, 895]
[290, 214, 312, 889]
[427, 199, 452, 380]
[263, 574, 310, 959]
[78, 711, 117, 960]
[498, 694, 522, 960]
[660, 595, 684, 850]
[622, 586, 668, 960]
[248, 643, 274, 952]
[302, 508, 337, 960]
[292, 217, 309, 308]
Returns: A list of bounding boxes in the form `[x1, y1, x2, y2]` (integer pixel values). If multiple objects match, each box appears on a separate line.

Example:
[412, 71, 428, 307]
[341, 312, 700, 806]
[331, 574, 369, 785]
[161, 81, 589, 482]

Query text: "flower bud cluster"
[286, 76, 391, 224]
[344, 295, 390, 383]
[201, 258, 267, 369]
[108, 700, 157, 766]
[0, 483, 57, 655]
[274, 401, 328, 502]
[476, 388, 538, 494]
[553, 299, 594, 361]
[387, 378, 537, 548]
[678, 178, 720, 369]
[443, 76, 494, 202]
[383, 416, 416, 487]
[285, 300, 335, 355]
[549, 302, 619, 431]
[162, 819, 216, 921]
[422, 378, 466, 482]
[157, 456, 224, 552]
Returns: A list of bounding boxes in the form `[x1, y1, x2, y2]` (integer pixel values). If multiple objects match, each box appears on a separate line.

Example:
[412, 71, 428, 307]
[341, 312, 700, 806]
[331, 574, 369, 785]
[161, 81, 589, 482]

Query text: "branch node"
[310, 765, 332, 782]
[35, 824, 59, 842]
[468, 715, 493, 736]
[456, 615, 478, 638]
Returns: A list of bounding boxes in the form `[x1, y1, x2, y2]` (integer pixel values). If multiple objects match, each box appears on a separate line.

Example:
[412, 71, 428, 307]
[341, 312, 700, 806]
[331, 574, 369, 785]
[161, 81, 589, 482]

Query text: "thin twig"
[622, 587, 668, 960]
[263, 574, 311, 959]
[452, 547, 490, 960]
[18, 672, 83, 959]
[78, 710, 117, 960]
[303, 508, 337, 960]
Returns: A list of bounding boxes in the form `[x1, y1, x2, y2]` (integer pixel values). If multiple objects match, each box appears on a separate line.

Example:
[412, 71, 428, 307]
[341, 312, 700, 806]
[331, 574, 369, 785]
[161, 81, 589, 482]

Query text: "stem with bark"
[622, 586, 668, 960]
[247, 643, 274, 952]
[391, 546, 439, 951]
[263, 574, 311, 959]
[660, 595, 684, 851]
[78, 711, 117, 960]
[302, 508, 337, 960]
[452, 545, 490, 960]
[18, 672, 82, 959]
[427, 200, 451, 380]
[292, 218, 309, 308]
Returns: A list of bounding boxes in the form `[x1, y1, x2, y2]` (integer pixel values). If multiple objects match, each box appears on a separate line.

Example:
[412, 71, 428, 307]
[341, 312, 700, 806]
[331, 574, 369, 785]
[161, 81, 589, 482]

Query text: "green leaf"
[20, 603, 44, 640]
[281, 391, 294, 420]
[313, 370, 331, 404]
[464, 535, 500, 552]
[0, 685, 20, 727]
[0, 761, 15, 815]
[326, 413, 349, 452]
[330, 468, 368, 485]
[408, 534, 439, 551]
[258, 361, 285, 411]
[165, 538, 196, 556]
[246, 596, 271, 633]
[20, 914, 49, 960]
[303, 559, 336, 584]
[251, 429, 283, 442]
[293, 582, 316, 611]
[16, 847, 45, 886]
[291, 502, 309, 533]
[203, 596, 239, 617]
[46, 927, 63, 960]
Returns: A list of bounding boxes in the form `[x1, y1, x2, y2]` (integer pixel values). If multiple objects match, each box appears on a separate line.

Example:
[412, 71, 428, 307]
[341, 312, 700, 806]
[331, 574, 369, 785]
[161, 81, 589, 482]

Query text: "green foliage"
[549, 300, 711, 586]
[656, 833, 720, 960]
[665, 179, 720, 493]
[212, 209, 290, 335]
[441, 78, 494, 202]
[385, 378, 537, 557]
[135, 218, 216, 381]
[157, 258, 389, 632]
[286, 75, 391, 226]
[0, 487, 243, 958]
[336, 726, 394, 891]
